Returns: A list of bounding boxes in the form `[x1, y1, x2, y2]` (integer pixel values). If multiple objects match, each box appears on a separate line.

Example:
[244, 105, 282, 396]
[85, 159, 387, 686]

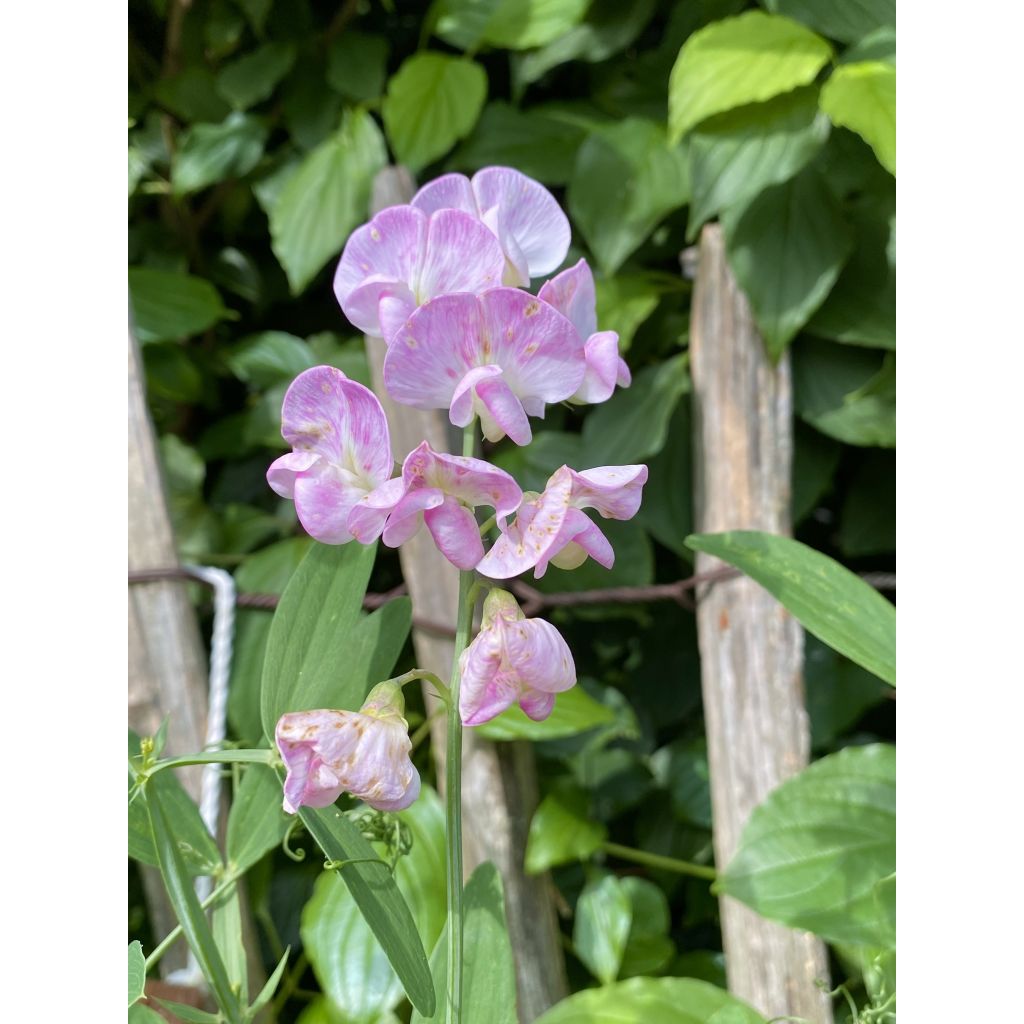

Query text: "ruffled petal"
[417, 209, 506, 303]
[546, 509, 615, 574]
[267, 451, 320, 499]
[348, 477, 406, 544]
[566, 465, 649, 519]
[380, 487, 444, 548]
[500, 616, 576, 694]
[293, 467, 363, 544]
[571, 331, 626, 405]
[424, 496, 485, 570]
[471, 167, 571, 279]
[344, 716, 420, 812]
[450, 365, 503, 428]
[537, 258, 597, 339]
[474, 372, 532, 445]
[402, 442, 522, 519]
[518, 690, 557, 722]
[458, 629, 520, 727]
[410, 173, 476, 217]
[276, 710, 357, 813]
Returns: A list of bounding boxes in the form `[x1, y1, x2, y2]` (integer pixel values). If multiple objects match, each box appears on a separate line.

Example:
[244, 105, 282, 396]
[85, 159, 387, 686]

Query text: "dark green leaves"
[383, 54, 487, 172]
[224, 331, 315, 387]
[721, 744, 895, 947]
[765, 0, 895, 45]
[685, 530, 896, 685]
[722, 168, 851, 359]
[328, 32, 390, 102]
[216, 42, 297, 110]
[668, 12, 833, 142]
[173, 113, 268, 196]
[268, 110, 387, 294]
[129, 268, 235, 344]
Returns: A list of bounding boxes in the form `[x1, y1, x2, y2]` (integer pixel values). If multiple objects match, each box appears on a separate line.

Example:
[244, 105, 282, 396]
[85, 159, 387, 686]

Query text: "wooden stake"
[690, 225, 833, 1022]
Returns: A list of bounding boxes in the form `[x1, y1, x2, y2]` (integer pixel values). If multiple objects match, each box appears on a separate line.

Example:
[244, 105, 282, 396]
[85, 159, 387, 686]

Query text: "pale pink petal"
[276, 710, 356, 813]
[293, 468, 363, 545]
[378, 293, 416, 342]
[471, 167, 571, 279]
[458, 630, 520, 726]
[424, 496, 484, 570]
[481, 204, 530, 287]
[342, 716, 420, 812]
[381, 487, 444, 548]
[348, 477, 406, 544]
[410, 173, 477, 217]
[546, 509, 615, 574]
[518, 690, 556, 721]
[571, 331, 626, 405]
[538, 258, 597, 339]
[267, 451, 320, 499]
[567, 465, 649, 519]
[475, 373, 532, 445]
[616, 357, 632, 388]
[341, 280, 415, 342]
[402, 442, 522, 519]
[501, 617, 576, 694]
[450, 365, 503, 427]
[417, 209, 506, 302]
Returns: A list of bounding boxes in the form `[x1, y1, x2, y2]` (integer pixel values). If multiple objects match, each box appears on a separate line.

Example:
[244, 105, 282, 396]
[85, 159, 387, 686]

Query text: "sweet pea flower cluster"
[269, 167, 648, 814]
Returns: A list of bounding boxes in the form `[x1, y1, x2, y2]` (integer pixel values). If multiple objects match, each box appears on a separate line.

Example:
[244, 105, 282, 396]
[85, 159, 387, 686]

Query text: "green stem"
[386, 668, 451, 704]
[602, 841, 717, 881]
[139, 748, 277, 779]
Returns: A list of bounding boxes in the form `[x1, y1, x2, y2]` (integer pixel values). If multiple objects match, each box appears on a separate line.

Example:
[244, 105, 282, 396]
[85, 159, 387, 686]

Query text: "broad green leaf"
[569, 119, 689, 275]
[235, 0, 272, 34]
[764, 0, 895, 45]
[216, 42, 296, 110]
[411, 862, 518, 1024]
[534, 977, 764, 1024]
[594, 273, 675, 353]
[721, 744, 895, 948]
[841, 26, 897, 66]
[484, 0, 591, 50]
[649, 737, 711, 828]
[226, 763, 290, 874]
[820, 62, 895, 174]
[687, 86, 829, 239]
[156, 68, 231, 123]
[144, 785, 243, 1024]
[260, 542, 411, 740]
[303, 788, 446, 1022]
[722, 168, 851, 359]
[794, 341, 895, 447]
[383, 53, 487, 172]
[525, 784, 607, 874]
[173, 112, 268, 195]
[574, 873, 633, 984]
[299, 803, 435, 1017]
[269, 110, 387, 294]
[581, 353, 689, 465]
[668, 12, 833, 142]
[128, 940, 145, 1007]
[327, 32, 390, 102]
[617, 878, 674, 978]
[212, 886, 248, 1004]
[634, 400, 692, 557]
[129, 1004, 164, 1024]
[685, 530, 896, 685]
[804, 636, 889, 749]
[477, 684, 615, 741]
[143, 343, 203, 403]
[129, 267, 234, 344]
[224, 331, 314, 388]
[451, 102, 585, 185]
[128, 731, 222, 876]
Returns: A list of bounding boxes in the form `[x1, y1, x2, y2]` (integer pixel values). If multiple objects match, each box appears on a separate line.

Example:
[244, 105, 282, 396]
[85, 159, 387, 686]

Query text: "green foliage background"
[129, 0, 895, 1020]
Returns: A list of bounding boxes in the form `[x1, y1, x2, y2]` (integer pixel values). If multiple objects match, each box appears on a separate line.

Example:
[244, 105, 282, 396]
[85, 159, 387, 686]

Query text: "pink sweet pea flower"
[411, 167, 571, 287]
[275, 681, 420, 814]
[538, 258, 632, 404]
[384, 287, 585, 445]
[333, 204, 506, 341]
[348, 441, 523, 570]
[459, 589, 576, 726]
[477, 464, 648, 580]
[267, 366, 393, 544]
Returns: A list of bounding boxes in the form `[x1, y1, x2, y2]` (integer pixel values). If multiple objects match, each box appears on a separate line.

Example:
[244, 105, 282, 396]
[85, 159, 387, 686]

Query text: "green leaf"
[383, 53, 487, 172]
[152, 1000, 222, 1024]
[820, 61, 895, 175]
[804, 636, 888, 749]
[765, 0, 895, 47]
[581, 353, 689, 465]
[634, 399, 692, 557]
[684, 530, 896, 685]
[224, 331, 314, 387]
[668, 12, 833, 143]
[156, 68, 232, 123]
[451, 102, 585, 185]
[483, 0, 591, 50]
[249, 949, 290, 1017]
[299, 803, 436, 1017]
[687, 86, 829, 239]
[411, 862, 518, 1024]
[649, 737, 711, 828]
[128, 940, 145, 1007]
[792, 424, 840, 524]
[721, 744, 895, 948]
[327, 31, 390, 102]
[128, 1005, 165, 1024]
[212, 886, 248, 1004]
[594, 273, 674, 352]
[269, 110, 387, 294]
[235, 0, 273, 34]
[303, 788, 446, 1022]
[477, 684, 615, 740]
[722, 167, 851, 359]
[143, 343, 204, 403]
[534, 977, 765, 1024]
[569, 119, 689, 275]
[526, 783, 607, 874]
[144, 785, 243, 1024]
[173, 112, 268, 195]
[618, 878, 675, 978]
[260, 542, 411, 739]
[794, 341, 895, 447]
[216, 42, 296, 110]
[129, 267, 234, 344]
[226, 763, 291, 874]
[574, 873, 633, 984]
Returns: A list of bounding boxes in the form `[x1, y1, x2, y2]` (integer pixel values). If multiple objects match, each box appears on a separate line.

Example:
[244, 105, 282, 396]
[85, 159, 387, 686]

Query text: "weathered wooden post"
[362, 169, 569, 1022]
[689, 225, 833, 1022]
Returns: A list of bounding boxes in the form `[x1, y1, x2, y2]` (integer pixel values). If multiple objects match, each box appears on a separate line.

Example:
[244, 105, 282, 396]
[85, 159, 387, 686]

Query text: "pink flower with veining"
[275, 682, 420, 814]
[333, 204, 506, 341]
[348, 441, 523, 570]
[266, 366, 393, 544]
[411, 167, 571, 287]
[538, 258, 631, 405]
[477, 464, 648, 579]
[384, 287, 585, 445]
[459, 589, 576, 726]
